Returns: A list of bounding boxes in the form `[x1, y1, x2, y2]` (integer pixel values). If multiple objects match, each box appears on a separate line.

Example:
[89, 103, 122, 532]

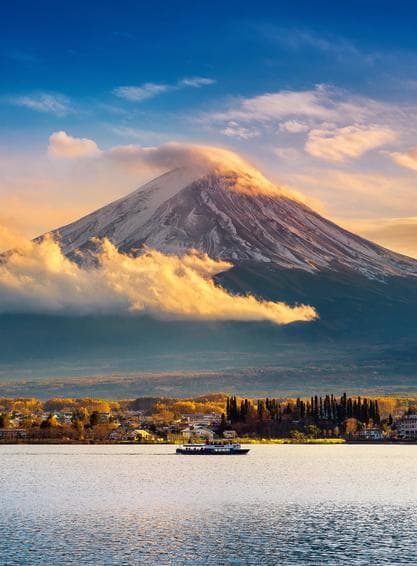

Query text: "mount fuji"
[3, 161, 417, 396]
[52, 166, 417, 281]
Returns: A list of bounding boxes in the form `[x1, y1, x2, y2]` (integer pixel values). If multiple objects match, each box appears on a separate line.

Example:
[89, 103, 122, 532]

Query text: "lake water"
[1, 445, 417, 565]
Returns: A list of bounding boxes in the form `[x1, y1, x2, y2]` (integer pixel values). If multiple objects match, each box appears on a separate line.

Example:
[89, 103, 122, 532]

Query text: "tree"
[0, 413, 10, 428]
[40, 413, 60, 429]
[306, 425, 320, 439]
[345, 418, 358, 437]
[89, 411, 100, 427]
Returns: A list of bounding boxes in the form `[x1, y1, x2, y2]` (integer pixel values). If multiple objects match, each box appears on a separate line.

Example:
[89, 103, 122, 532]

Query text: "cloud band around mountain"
[0, 234, 317, 324]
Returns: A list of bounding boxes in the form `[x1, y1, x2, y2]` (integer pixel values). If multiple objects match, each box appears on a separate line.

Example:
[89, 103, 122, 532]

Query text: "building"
[358, 427, 384, 440]
[396, 414, 417, 440]
[182, 425, 214, 441]
[126, 429, 155, 441]
[181, 413, 221, 427]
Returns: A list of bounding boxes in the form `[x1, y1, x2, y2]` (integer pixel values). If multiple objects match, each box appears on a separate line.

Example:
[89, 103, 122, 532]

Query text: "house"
[181, 413, 222, 427]
[358, 427, 384, 440]
[182, 425, 214, 441]
[395, 413, 417, 440]
[126, 429, 155, 441]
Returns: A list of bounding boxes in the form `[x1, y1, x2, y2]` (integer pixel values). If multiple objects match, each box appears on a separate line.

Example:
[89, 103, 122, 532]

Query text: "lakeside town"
[1, 392, 417, 444]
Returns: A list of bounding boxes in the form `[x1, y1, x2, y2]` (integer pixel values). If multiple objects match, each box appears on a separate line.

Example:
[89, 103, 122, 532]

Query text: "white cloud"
[113, 76, 216, 102]
[220, 121, 260, 140]
[113, 83, 170, 102]
[0, 235, 317, 324]
[178, 77, 216, 87]
[305, 125, 397, 162]
[48, 135, 299, 199]
[390, 147, 417, 172]
[211, 87, 337, 122]
[48, 131, 100, 159]
[279, 120, 309, 133]
[273, 147, 302, 161]
[12, 92, 72, 115]
[207, 85, 386, 126]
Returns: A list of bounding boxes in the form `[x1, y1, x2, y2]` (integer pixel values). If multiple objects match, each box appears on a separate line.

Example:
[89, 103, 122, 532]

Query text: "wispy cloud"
[113, 83, 170, 102]
[11, 92, 72, 116]
[113, 76, 215, 102]
[220, 121, 259, 140]
[207, 85, 387, 125]
[305, 125, 397, 163]
[253, 24, 365, 60]
[390, 147, 417, 172]
[178, 77, 216, 87]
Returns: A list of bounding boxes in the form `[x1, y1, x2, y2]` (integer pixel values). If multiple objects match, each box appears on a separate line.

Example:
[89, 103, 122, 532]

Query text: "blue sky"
[2, 0, 417, 256]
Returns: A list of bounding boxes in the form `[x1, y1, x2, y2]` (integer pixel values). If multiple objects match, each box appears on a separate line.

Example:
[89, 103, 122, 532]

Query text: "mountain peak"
[50, 164, 417, 280]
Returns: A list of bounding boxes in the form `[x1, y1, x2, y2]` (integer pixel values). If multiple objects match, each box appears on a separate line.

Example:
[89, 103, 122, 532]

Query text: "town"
[1, 393, 417, 444]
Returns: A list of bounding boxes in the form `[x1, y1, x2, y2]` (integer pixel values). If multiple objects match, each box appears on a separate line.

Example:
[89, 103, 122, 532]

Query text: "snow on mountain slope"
[53, 167, 202, 255]
[51, 166, 417, 280]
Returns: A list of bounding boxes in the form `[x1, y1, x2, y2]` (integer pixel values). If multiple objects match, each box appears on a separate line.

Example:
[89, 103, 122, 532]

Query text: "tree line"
[224, 393, 381, 438]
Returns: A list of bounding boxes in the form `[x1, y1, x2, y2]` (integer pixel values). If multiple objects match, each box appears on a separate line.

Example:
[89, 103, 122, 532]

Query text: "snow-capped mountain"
[52, 166, 417, 280]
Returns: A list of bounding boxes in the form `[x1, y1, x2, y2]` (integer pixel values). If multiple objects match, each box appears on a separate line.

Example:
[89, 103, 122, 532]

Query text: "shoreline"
[1, 439, 416, 446]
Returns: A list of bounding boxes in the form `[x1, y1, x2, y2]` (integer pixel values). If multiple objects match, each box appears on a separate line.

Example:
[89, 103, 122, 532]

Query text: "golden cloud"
[0, 235, 317, 324]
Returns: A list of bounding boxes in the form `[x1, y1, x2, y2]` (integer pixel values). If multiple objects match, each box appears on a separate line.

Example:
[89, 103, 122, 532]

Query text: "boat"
[176, 442, 250, 455]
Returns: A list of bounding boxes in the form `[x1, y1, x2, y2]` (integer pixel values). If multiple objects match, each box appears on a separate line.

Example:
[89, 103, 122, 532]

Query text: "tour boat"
[176, 442, 250, 455]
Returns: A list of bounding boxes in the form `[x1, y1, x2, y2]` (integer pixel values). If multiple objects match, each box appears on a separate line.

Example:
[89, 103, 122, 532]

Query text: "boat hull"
[176, 447, 249, 455]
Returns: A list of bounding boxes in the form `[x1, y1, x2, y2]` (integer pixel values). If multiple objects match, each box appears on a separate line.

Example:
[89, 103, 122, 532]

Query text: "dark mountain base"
[1, 264, 417, 397]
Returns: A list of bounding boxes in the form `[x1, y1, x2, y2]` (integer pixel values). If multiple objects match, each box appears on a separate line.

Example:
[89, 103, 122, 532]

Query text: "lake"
[1, 445, 417, 564]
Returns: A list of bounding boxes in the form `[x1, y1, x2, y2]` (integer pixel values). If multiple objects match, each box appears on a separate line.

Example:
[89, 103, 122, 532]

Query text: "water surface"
[1, 445, 416, 564]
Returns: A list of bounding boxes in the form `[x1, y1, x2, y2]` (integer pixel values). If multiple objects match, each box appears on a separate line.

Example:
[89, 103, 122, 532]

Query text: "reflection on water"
[1, 445, 417, 564]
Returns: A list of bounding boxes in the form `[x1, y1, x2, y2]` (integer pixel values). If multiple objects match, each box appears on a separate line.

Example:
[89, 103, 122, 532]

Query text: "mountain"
[4, 163, 417, 396]
[53, 166, 417, 281]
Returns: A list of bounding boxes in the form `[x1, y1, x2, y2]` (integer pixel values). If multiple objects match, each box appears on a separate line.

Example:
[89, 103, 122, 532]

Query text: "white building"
[359, 427, 384, 440]
[396, 414, 417, 440]
[182, 425, 214, 441]
[181, 413, 221, 426]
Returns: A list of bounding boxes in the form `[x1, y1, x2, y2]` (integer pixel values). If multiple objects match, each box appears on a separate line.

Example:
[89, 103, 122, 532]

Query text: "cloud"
[178, 77, 216, 87]
[206, 85, 389, 126]
[48, 134, 302, 199]
[252, 24, 364, 60]
[390, 147, 417, 172]
[113, 83, 170, 102]
[220, 121, 260, 140]
[305, 125, 397, 162]
[273, 147, 302, 161]
[289, 169, 417, 219]
[210, 86, 338, 123]
[0, 223, 27, 253]
[11, 92, 72, 115]
[278, 120, 309, 133]
[113, 77, 215, 102]
[48, 131, 101, 159]
[0, 235, 317, 323]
